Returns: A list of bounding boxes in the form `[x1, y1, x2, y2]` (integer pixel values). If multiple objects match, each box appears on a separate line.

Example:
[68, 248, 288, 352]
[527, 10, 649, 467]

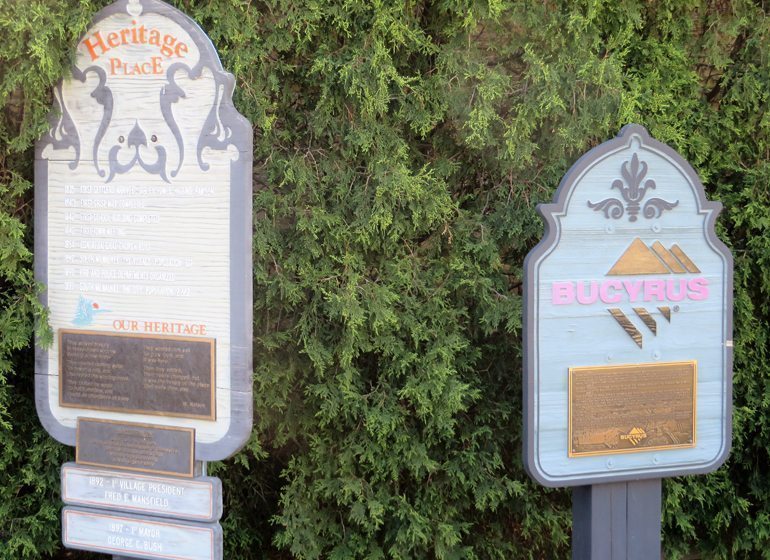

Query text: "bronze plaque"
[76, 418, 195, 477]
[60, 330, 215, 420]
[569, 361, 696, 457]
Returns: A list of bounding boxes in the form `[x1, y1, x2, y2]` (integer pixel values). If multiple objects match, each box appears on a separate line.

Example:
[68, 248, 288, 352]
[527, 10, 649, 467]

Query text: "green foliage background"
[1, 0, 769, 558]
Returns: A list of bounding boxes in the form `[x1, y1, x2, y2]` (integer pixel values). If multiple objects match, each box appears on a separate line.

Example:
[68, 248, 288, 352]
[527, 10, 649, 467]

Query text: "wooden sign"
[62, 463, 222, 522]
[524, 124, 733, 486]
[34, 0, 253, 461]
[62, 507, 222, 560]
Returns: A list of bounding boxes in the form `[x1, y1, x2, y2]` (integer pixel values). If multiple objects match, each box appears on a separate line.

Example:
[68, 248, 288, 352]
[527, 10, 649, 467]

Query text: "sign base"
[572, 479, 661, 560]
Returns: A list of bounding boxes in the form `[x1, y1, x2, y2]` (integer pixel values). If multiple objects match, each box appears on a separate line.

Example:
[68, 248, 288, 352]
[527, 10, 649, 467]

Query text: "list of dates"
[60, 183, 215, 298]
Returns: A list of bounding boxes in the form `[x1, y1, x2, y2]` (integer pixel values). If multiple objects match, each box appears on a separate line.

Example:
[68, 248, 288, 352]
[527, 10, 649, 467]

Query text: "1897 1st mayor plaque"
[35, 0, 253, 461]
[524, 125, 733, 486]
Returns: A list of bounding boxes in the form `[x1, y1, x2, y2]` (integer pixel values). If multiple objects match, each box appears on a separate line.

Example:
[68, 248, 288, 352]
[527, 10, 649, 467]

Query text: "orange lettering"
[82, 25, 187, 62]
[83, 31, 108, 61]
[109, 58, 122, 75]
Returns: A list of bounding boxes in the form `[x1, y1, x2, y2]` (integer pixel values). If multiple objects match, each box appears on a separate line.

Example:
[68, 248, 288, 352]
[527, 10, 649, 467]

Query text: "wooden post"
[572, 479, 661, 560]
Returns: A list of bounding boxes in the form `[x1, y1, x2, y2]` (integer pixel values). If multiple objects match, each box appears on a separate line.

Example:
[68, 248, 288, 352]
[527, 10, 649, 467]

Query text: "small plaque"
[62, 506, 222, 560]
[60, 329, 215, 420]
[569, 361, 696, 457]
[62, 463, 222, 522]
[77, 418, 195, 477]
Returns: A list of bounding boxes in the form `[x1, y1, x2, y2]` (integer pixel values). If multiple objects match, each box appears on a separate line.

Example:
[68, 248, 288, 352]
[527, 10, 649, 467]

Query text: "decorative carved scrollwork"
[588, 153, 678, 222]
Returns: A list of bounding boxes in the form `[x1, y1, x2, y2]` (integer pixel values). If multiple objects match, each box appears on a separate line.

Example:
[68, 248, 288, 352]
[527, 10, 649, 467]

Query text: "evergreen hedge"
[1, 0, 769, 558]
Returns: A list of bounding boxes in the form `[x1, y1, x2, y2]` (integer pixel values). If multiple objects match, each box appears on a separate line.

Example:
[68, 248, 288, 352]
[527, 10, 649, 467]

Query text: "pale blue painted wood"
[525, 125, 733, 486]
[62, 506, 222, 560]
[61, 463, 222, 522]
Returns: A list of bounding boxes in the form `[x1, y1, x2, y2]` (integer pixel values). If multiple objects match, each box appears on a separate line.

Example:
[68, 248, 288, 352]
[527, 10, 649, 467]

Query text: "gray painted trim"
[523, 124, 734, 487]
[35, 0, 253, 461]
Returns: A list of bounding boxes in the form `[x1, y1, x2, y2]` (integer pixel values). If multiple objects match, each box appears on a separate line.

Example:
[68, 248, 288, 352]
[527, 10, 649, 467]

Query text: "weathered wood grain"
[62, 506, 222, 560]
[62, 463, 222, 522]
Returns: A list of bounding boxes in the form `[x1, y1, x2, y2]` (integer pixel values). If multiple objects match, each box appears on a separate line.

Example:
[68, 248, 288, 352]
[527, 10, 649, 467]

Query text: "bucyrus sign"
[524, 124, 733, 487]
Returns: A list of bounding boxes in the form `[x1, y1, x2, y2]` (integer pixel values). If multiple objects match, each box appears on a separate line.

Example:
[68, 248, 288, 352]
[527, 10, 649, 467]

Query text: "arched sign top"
[35, 0, 253, 462]
[39, 0, 251, 182]
[539, 124, 723, 235]
[524, 124, 732, 487]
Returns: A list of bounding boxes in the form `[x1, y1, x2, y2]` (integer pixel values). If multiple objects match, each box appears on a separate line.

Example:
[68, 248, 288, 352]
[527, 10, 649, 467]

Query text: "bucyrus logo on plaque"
[34, 0, 251, 558]
[524, 124, 733, 487]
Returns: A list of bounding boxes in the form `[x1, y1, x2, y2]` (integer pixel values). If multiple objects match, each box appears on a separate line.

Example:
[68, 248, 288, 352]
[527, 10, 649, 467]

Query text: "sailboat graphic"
[72, 295, 110, 326]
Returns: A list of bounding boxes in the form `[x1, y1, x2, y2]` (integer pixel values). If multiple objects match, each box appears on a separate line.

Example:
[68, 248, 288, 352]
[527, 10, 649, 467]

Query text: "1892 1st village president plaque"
[523, 125, 733, 487]
[35, 0, 252, 462]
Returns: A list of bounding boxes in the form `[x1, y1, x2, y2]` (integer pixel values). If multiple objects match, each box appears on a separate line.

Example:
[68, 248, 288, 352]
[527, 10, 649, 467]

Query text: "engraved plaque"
[60, 330, 215, 419]
[77, 418, 195, 477]
[62, 506, 222, 560]
[569, 361, 696, 457]
[61, 463, 222, 522]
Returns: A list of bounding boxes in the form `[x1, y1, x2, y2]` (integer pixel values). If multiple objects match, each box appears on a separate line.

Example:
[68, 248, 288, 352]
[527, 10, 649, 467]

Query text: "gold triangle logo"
[607, 238, 700, 276]
[607, 238, 669, 275]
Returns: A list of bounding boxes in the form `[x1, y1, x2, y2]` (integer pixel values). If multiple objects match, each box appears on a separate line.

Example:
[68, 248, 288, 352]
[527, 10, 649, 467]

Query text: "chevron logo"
[549, 240, 706, 347]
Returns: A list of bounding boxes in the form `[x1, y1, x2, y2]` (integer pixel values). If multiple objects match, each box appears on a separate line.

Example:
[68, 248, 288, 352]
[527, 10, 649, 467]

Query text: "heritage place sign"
[35, 0, 252, 558]
[524, 125, 733, 558]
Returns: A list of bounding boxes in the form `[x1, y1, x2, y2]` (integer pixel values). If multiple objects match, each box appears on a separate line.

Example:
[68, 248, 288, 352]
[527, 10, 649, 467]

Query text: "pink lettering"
[623, 280, 643, 302]
[552, 282, 575, 305]
[688, 277, 709, 300]
[643, 280, 666, 302]
[576, 281, 599, 305]
[665, 279, 687, 302]
[549, 277, 711, 306]
[600, 280, 622, 304]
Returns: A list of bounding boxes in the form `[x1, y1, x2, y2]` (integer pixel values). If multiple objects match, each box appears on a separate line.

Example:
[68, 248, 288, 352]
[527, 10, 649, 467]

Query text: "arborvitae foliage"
[0, 1, 769, 558]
